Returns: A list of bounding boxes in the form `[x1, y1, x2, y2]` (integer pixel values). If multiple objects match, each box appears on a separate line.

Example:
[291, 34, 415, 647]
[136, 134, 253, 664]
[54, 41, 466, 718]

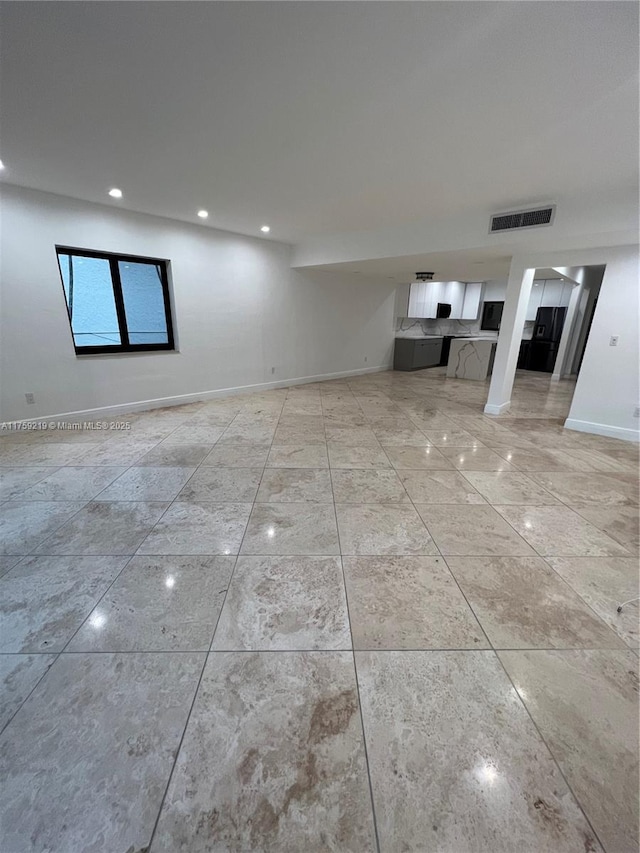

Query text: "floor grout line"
[1, 645, 635, 655]
[324, 389, 382, 853]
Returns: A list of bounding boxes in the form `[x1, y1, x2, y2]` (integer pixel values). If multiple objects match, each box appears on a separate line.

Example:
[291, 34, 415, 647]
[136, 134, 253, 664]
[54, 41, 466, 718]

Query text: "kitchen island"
[446, 337, 497, 380]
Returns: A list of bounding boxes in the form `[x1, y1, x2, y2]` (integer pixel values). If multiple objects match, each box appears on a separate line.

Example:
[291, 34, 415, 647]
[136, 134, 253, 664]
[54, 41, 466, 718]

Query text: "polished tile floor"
[1, 368, 638, 852]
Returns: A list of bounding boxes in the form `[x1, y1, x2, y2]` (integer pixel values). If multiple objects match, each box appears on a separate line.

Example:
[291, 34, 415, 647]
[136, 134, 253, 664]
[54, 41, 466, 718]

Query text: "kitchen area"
[393, 276, 571, 380]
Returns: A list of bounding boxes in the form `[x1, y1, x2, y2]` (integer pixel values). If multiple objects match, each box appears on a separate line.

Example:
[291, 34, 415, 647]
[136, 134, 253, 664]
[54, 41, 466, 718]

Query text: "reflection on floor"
[1, 368, 638, 852]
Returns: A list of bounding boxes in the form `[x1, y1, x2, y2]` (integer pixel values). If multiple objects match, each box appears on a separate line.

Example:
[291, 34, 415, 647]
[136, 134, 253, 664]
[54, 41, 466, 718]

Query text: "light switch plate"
[609, 336, 619, 347]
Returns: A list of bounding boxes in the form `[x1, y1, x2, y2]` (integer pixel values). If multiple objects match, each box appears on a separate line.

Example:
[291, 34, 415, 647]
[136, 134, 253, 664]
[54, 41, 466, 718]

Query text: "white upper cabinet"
[408, 281, 426, 317]
[408, 280, 438, 318]
[408, 277, 569, 321]
[407, 280, 486, 319]
[444, 281, 465, 318]
[461, 282, 482, 319]
[526, 280, 545, 320]
[540, 279, 564, 307]
[407, 281, 419, 316]
[427, 282, 445, 317]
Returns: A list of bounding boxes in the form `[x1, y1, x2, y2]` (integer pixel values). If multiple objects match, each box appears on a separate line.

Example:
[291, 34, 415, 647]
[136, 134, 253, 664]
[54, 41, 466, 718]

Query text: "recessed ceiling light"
[260, 225, 270, 233]
[108, 188, 123, 199]
[197, 209, 208, 219]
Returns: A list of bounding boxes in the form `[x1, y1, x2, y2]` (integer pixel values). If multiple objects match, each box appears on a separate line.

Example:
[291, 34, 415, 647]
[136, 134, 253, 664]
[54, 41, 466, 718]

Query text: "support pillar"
[484, 262, 534, 415]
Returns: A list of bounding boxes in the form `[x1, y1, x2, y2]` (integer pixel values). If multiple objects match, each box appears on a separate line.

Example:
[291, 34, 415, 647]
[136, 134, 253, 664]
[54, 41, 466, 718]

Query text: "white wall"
[0, 186, 396, 421]
[565, 246, 639, 440]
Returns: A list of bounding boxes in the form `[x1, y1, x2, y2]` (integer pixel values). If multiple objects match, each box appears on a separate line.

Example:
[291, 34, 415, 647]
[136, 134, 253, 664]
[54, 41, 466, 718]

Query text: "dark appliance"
[481, 301, 503, 331]
[533, 306, 566, 342]
[440, 335, 453, 365]
[436, 302, 452, 318]
[528, 307, 566, 372]
[517, 339, 531, 369]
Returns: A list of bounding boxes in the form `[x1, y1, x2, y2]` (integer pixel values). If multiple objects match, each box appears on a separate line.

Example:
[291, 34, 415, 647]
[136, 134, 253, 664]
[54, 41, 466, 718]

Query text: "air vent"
[489, 205, 556, 233]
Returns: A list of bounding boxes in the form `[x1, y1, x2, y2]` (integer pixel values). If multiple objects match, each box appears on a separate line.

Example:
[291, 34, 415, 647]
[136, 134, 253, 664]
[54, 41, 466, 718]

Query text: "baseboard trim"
[564, 418, 640, 443]
[2, 364, 393, 425]
[483, 401, 511, 416]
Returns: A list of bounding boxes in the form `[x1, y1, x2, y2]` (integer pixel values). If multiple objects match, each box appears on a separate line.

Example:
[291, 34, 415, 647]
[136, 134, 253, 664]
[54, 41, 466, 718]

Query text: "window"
[55, 247, 175, 354]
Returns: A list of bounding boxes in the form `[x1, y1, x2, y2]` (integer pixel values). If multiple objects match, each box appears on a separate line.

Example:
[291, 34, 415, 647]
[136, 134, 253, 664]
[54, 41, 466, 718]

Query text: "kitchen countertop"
[394, 335, 445, 340]
[395, 334, 501, 341]
[396, 333, 531, 341]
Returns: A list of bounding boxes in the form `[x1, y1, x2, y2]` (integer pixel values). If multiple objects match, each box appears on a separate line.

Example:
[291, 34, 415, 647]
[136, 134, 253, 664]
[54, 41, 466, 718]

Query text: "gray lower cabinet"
[393, 337, 443, 371]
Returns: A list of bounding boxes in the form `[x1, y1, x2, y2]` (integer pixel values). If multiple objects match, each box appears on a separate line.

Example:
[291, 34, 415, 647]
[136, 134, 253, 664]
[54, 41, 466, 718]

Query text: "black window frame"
[55, 246, 175, 355]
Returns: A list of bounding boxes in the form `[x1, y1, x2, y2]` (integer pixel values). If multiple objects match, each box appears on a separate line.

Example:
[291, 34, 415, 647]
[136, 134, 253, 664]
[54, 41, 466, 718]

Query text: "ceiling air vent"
[489, 205, 556, 234]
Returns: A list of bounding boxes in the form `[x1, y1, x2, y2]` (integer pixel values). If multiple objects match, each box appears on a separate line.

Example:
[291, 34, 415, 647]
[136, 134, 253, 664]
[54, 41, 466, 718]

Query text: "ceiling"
[1, 2, 638, 243]
[306, 256, 593, 285]
[307, 246, 514, 282]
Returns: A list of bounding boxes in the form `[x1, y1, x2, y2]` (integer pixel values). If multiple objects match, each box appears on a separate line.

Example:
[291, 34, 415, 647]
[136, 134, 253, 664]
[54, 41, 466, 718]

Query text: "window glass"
[118, 261, 169, 345]
[58, 253, 121, 347]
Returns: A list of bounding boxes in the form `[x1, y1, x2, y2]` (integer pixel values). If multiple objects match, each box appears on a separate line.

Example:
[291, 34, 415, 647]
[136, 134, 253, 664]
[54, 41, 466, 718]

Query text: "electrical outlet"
[25, 393, 35, 405]
[364, 356, 368, 363]
[634, 406, 640, 418]
[609, 336, 619, 347]
[271, 367, 275, 375]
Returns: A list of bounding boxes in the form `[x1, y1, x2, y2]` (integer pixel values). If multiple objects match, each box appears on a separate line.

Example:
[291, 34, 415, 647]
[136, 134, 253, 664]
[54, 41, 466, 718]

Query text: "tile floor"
[1, 368, 638, 852]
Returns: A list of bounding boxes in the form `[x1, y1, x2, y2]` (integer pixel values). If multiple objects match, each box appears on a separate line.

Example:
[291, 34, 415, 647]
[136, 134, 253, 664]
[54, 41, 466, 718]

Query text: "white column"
[551, 282, 583, 381]
[484, 261, 534, 415]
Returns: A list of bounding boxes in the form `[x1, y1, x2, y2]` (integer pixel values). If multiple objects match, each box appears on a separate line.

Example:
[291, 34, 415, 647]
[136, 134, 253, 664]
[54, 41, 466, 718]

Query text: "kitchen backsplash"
[395, 317, 535, 339]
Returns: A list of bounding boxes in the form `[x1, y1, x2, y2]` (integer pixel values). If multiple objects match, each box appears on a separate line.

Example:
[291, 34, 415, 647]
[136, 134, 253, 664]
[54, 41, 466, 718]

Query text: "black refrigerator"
[527, 307, 567, 372]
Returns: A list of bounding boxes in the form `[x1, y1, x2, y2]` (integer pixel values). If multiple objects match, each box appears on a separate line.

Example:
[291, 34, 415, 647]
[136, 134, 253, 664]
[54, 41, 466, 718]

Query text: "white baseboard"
[564, 418, 640, 443]
[2, 363, 393, 425]
[483, 401, 511, 416]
